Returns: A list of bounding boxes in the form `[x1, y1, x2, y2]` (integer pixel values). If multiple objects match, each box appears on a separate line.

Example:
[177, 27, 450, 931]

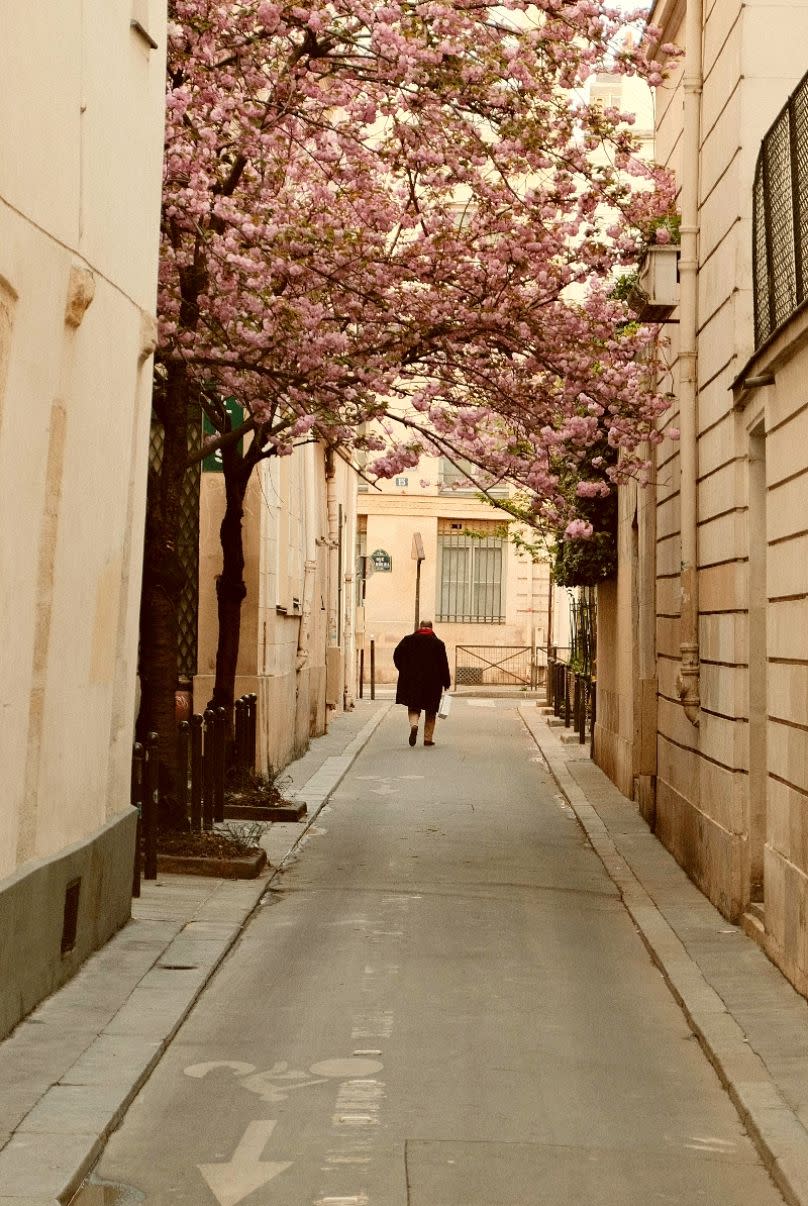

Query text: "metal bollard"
[214, 707, 227, 822]
[203, 709, 215, 830]
[578, 677, 587, 745]
[131, 742, 144, 898]
[143, 732, 159, 880]
[359, 648, 364, 699]
[370, 639, 376, 701]
[564, 670, 571, 728]
[177, 720, 190, 825]
[190, 714, 203, 831]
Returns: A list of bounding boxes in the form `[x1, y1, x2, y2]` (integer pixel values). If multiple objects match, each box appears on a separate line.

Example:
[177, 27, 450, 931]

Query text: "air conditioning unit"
[633, 245, 680, 321]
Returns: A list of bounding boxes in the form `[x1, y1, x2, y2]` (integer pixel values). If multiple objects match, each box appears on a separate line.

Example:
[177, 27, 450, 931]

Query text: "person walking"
[393, 619, 451, 747]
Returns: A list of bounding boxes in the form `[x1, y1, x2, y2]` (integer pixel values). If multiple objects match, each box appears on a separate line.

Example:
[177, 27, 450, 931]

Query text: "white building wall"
[0, 1, 166, 1036]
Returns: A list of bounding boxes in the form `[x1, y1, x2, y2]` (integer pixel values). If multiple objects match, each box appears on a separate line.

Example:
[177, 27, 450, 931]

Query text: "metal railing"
[455, 644, 538, 688]
[132, 693, 258, 890]
[546, 646, 596, 753]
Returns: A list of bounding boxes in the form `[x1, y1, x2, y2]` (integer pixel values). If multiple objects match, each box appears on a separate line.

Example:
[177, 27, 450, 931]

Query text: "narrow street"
[80, 699, 785, 1205]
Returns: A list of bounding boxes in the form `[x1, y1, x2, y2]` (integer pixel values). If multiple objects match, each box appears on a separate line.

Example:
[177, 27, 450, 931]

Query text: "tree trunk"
[137, 361, 191, 830]
[210, 440, 251, 732]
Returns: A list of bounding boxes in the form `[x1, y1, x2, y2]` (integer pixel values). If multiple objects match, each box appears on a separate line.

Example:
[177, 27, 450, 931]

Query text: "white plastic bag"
[438, 692, 452, 719]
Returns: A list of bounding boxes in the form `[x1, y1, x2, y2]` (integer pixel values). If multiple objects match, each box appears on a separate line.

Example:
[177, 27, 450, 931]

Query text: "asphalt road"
[79, 699, 785, 1205]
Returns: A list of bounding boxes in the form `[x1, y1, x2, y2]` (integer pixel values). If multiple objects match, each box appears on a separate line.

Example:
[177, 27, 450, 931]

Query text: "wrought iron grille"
[569, 586, 597, 677]
[148, 407, 202, 679]
[437, 521, 505, 623]
[753, 69, 808, 347]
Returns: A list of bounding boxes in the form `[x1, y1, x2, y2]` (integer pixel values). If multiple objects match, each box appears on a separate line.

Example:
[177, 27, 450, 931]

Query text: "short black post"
[177, 720, 190, 826]
[564, 669, 571, 728]
[359, 648, 365, 699]
[370, 639, 376, 701]
[131, 742, 144, 898]
[554, 664, 562, 718]
[579, 677, 587, 744]
[203, 708, 215, 830]
[214, 707, 227, 822]
[190, 713, 203, 831]
[143, 732, 159, 880]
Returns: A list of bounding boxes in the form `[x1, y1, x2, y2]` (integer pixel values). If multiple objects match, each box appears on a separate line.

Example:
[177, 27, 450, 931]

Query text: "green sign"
[202, 397, 244, 472]
[370, 549, 392, 572]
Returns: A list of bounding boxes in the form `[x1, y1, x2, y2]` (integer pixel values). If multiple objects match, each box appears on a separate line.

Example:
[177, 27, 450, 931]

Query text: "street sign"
[202, 397, 244, 472]
[370, 549, 392, 572]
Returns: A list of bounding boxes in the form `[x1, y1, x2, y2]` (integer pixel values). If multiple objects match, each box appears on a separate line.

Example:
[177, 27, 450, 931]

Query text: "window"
[437, 521, 505, 623]
[438, 457, 508, 497]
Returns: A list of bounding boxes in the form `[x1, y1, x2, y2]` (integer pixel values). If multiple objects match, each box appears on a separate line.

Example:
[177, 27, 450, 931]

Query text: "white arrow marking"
[199, 1120, 291, 1206]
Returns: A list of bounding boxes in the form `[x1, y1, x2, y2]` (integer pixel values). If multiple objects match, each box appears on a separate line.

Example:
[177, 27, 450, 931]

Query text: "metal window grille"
[148, 407, 202, 679]
[437, 522, 504, 623]
[753, 69, 808, 347]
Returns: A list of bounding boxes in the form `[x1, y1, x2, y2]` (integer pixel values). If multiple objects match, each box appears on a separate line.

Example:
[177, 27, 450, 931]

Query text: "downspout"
[675, 0, 703, 726]
[296, 442, 318, 674]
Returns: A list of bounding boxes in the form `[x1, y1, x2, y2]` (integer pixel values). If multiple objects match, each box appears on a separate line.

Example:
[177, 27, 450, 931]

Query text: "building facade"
[195, 442, 359, 774]
[0, 2, 166, 1037]
[357, 457, 568, 691]
[595, 0, 808, 997]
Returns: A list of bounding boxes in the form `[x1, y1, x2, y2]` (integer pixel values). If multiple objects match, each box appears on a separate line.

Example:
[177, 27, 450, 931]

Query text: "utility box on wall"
[635, 245, 680, 321]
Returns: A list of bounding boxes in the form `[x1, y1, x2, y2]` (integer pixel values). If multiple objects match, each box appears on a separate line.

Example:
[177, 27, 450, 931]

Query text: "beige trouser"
[408, 709, 437, 742]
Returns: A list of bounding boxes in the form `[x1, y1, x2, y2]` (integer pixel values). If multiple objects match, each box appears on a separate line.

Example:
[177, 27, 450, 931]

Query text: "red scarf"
[416, 627, 435, 635]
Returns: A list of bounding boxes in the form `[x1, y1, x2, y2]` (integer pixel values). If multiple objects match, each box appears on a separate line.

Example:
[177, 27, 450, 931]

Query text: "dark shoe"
[408, 726, 418, 747]
[424, 740, 435, 747]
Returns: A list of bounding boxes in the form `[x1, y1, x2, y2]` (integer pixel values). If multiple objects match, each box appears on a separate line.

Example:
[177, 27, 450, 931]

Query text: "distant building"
[357, 455, 569, 691]
[195, 443, 359, 773]
[0, 6, 166, 1037]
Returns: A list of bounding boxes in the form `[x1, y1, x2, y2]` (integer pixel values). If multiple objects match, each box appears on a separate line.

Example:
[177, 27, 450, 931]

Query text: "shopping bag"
[438, 692, 452, 719]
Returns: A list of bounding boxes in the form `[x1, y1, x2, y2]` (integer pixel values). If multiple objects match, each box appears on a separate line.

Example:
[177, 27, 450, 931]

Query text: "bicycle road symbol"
[185, 1056, 384, 1104]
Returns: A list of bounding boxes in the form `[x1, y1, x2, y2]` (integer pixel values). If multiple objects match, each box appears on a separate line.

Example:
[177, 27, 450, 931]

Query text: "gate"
[454, 645, 535, 688]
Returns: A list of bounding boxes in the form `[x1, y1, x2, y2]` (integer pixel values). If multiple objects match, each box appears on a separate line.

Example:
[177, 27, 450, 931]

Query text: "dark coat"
[393, 629, 451, 713]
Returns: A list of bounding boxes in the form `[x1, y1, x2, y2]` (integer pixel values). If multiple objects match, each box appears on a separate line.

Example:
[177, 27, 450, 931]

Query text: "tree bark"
[211, 441, 251, 722]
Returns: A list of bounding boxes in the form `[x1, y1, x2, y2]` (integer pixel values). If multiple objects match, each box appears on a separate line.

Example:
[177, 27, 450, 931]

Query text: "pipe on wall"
[675, 0, 703, 727]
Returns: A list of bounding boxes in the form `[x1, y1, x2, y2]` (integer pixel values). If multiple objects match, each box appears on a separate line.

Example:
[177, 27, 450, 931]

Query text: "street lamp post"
[412, 532, 425, 629]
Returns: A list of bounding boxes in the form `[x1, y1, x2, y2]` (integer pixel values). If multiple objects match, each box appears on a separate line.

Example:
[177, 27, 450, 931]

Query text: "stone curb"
[0, 702, 391, 1205]
[518, 703, 808, 1206]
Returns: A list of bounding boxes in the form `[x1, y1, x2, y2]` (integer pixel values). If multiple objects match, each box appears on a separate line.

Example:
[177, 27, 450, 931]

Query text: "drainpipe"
[324, 445, 341, 709]
[675, 0, 703, 727]
[296, 442, 318, 674]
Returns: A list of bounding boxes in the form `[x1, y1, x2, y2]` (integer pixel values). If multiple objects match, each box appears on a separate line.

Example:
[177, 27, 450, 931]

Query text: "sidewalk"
[0, 699, 391, 1206]
[519, 703, 808, 1206]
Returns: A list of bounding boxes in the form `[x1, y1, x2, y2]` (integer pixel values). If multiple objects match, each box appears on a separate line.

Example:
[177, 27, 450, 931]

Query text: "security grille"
[753, 69, 808, 346]
[437, 521, 504, 623]
[149, 407, 202, 679]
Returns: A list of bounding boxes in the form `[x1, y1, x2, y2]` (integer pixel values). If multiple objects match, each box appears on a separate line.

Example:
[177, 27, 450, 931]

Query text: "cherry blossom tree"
[141, 0, 675, 816]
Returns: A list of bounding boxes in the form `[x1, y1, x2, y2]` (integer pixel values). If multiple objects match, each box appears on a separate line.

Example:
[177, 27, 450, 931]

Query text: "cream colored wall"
[619, 2, 808, 961]
[196, 442, 358, 775]
[0, 1, 166, 877]
[358, 485, 554, 687]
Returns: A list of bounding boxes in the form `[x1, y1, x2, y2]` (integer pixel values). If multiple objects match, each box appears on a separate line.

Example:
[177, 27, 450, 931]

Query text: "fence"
[454, 645, 540, 688]
[545, 646, 596, 753]
[131, 693, 257, 892]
